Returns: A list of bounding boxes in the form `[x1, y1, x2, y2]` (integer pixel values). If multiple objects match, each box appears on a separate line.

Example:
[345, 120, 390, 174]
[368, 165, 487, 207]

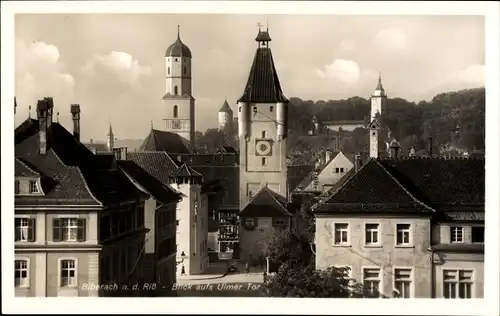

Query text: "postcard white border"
[2, 1, 499, 315]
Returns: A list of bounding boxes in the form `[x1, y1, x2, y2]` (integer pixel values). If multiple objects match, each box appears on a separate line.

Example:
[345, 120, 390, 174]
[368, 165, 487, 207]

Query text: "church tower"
[218, 97, 233, 131]
[369, 75, 387, 158]
[238, 26, 289, 209]
[370, 74, 387, 121]
[162, 26, 196, 146]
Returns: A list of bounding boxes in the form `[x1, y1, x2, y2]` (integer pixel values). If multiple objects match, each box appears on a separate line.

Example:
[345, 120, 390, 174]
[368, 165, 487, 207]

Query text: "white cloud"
[15, 40, 75, 125]
[455, 64, 485, 85]
[374, 29, 408, 50]
[82, 51, 151, 87]
[316, 59, 361, 84]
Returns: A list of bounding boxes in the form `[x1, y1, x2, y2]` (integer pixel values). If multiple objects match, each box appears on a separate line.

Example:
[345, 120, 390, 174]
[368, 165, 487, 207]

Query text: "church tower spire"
[107, 122, 115, 152]
[162, 25, 196, 147]
[238, 25, 289, 209]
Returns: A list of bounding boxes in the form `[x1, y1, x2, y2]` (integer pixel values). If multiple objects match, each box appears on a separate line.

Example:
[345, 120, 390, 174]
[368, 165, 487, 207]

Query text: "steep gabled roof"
[314, 159, 435, 214]
[127, 152, 179, 187]
[237, 30, 288, 104]
[219, 99, 233, 113]
[15, 117, 147, 207]
[118, 160, 181, 204]
[15, 158, 40, 177]
[139, 129, 192, 154]
[240, 186, 291, 217]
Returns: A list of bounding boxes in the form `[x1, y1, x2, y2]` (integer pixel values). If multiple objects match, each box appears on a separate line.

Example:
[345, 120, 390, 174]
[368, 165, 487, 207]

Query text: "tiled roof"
[314, 159, 435, 214]
[240, 186, 291, 217]
[118, 160, 181, 204]
[219, 99, 233, 113]
[377, 157, 484, 211]
[127, 152, 179, 187]
[191, 165, 239, 208]
[314, 157, 484, 214]
[84, 142, 109, 152]
[237, 31, 288, 103]
[174, 163, 202, 177]
[165, 30, 192, 58]
[15, 117, 147, 207]
[287, 164, 315, 192]
[15, 158, 40, 177]
[171, 153, 238, 166]
[293, 151, 341, 192]
[139, 129, 192, 154]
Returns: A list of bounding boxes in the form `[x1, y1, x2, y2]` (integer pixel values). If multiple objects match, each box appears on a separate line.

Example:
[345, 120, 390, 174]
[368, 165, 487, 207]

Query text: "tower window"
[262, 131, 266, 138]
[270, 106, 274, 112]
[173, 105, 178, 118]
[184, 66, 187, 74]
[174, 86, 178, 95]
[239, 107, 241, 113]
[261, 157, 267, 166]
[168, 67, 170, 75]
[175, 58, 178, 62]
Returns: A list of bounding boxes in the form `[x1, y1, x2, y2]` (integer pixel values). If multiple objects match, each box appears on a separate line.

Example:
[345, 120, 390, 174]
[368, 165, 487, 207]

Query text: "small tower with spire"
[107, 123, 115, 152]
[218, 97, 233, 131]
[371, 73, 387, 121]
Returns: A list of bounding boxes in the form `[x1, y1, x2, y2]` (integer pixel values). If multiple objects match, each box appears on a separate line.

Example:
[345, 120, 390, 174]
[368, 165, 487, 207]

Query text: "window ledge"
[395, 245, 414, 248]
[364, 245, 383, 248]
[333, 244, 352, 248]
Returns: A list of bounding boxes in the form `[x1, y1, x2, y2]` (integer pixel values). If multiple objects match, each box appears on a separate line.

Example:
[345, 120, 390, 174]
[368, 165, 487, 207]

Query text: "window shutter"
[53, 218, 61, 242]
[28, 218, 36, 242]
[77, 219, 86, 242]
[15, 219, 20, 241]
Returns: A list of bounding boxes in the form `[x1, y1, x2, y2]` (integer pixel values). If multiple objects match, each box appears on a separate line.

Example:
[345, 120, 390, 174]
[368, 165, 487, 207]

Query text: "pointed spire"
[177, 25, 181, 40]
[107, 122, 114, 136]
[376, 72, 384, 91]
[150, 120, 154, 130]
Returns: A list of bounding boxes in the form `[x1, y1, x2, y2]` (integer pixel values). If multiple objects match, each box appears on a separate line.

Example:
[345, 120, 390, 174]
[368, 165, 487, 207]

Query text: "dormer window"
[29, 180, 39, 194]
[15, 180, 20, 194]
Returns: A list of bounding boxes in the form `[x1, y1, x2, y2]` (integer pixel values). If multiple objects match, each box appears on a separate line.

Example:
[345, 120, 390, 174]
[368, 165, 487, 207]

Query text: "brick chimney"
[70, 104, 81, 141]
[44, 97, 54, 129]
[36, 99, 48, 155]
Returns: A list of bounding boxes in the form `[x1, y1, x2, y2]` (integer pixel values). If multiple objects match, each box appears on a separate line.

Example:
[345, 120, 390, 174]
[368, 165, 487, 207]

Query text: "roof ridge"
[265, 187, 290, 214]
[15, 157, 40, 176]
[74, 166, 104, 206]
[374, 159, 435, 212]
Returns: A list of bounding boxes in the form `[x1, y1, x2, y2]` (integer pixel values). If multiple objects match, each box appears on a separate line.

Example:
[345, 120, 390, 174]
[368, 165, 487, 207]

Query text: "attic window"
[29, 180, 38, 194]
[335, 168, 340, 173]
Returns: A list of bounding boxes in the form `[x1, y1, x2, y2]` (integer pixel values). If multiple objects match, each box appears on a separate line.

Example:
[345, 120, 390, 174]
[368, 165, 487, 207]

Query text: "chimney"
[354, 154, 361, 172]
[325, 149, 331, 163]
[44, 97, 54, 129]
[428, 137, 433, 157]
[70, 104, 81, 141]
[113, 147, 128, 161]
[36, 99, 48, 155]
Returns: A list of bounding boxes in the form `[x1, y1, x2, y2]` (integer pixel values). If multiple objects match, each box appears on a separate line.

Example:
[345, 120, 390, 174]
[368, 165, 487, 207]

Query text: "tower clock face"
[255, 140, 272, 156]
[172, 120, 181, 129]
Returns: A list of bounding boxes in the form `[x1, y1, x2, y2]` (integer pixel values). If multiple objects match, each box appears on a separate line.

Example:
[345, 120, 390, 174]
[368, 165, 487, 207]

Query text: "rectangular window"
[15, 260, 29, 288]
[15, 180, 20, 194]
[450, 226, 464, 243]
[363, 268, 381, 297]
[53, 218, 86, 242]
[443, 270, 473, 299]
[60, 259, 77, 287]
[394, 268, 412, 298]
[262, 131, 266, 138]
[15, 218, 35, 242]
[340, 168, 344, 173]
[365, 223, 380, 245]
[335, 168, 340, 173]
[396, 224, 411, 245]
[334, 223, 349, 245]
[261, 157, 267, 166]
[29, 180, 39, 193]
[471, 226, 484, 243]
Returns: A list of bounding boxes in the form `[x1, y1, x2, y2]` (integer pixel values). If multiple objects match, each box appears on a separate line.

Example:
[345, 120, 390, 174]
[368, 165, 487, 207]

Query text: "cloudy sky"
[14, 14, 484, 141]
